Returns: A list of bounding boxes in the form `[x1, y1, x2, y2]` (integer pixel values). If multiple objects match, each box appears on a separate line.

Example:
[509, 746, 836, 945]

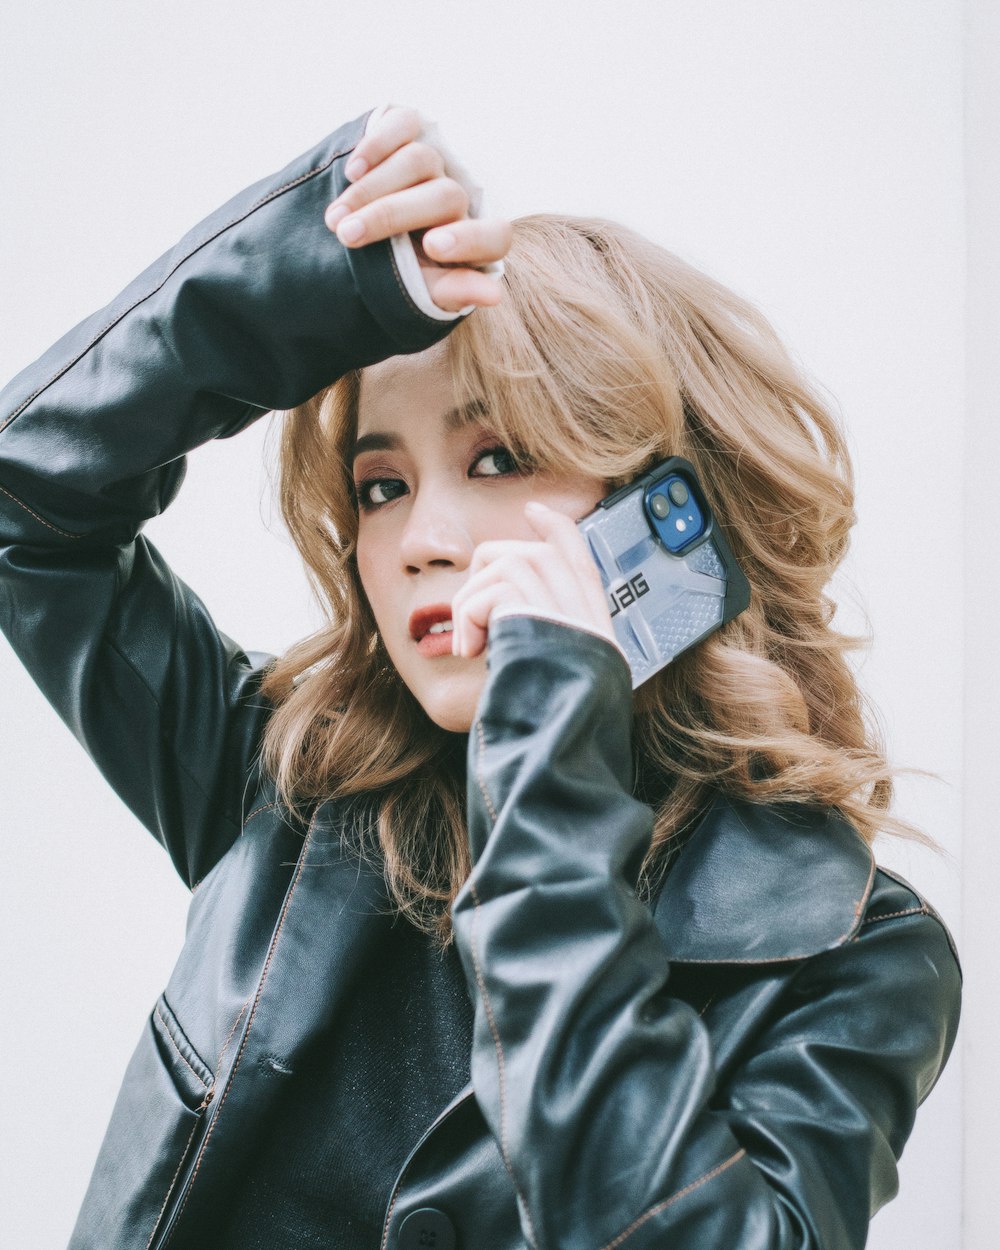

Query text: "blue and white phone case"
[576, 456, 751, 689]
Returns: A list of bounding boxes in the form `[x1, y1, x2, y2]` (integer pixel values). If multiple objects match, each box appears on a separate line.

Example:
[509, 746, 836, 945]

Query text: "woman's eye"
[472, 445, 521, 477]
[355, 445, 525, 512]
[356, 478, 407, 510]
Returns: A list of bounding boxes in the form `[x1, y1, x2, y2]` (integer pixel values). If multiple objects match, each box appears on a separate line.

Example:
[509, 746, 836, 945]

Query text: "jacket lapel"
[652, 790, 877, 964]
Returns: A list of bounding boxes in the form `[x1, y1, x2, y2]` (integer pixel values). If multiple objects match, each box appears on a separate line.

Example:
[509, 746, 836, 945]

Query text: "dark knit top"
[213, 888, 476, 1248]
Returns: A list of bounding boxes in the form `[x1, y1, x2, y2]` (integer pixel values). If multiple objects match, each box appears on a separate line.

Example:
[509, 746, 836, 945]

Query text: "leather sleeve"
[451, 612, 962, 1250]
[0, 109, 465, 888]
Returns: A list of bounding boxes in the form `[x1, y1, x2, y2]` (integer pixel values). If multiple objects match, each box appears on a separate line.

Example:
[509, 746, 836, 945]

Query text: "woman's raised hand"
[324, 105, 512, 313]
[449, 501, 623, 661]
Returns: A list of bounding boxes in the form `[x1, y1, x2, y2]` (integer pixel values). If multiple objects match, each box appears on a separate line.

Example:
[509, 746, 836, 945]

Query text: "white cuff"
[364, 103, 505, 322]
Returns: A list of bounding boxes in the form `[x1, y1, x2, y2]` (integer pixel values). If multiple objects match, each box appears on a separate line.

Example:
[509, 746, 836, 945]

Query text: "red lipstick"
[409, 604, 457, 656]
[409, 603, 453, 641]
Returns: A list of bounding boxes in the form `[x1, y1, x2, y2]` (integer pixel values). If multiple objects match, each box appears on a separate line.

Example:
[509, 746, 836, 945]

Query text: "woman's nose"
[398, 491, 475, 573]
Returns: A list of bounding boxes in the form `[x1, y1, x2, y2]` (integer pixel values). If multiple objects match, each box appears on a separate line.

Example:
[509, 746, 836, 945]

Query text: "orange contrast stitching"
[0, 483, 80, 539]
[160, 804, 320, 1247]
[243, 801, 279, 824]
[474, 718, 498, 824]
[844, 851, 878, 941]
[468, 717, 538, 1248]
[213, 997, 251, 1080]
[598, 1148, 747, 1250]
[860, 906, 926, 926]
[144, 1117, 202, 1250]
[0, 142, 356, 440]
[467, 879, 538, 1249]
[153, 1004, 210, 1090]
[379, 1186, 403, 1250]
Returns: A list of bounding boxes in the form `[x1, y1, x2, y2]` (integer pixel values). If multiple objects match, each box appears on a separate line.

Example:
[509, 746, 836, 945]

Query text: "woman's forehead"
[357, 344, 485, 440]
[359, 341, 452, 410]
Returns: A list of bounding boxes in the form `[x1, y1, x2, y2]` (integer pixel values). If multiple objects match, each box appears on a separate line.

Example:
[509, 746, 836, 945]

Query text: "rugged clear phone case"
[577, 456, 751, 689]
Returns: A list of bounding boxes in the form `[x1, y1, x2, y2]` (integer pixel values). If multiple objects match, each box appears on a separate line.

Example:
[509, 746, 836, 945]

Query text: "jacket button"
[398, 1206, 456, 1250]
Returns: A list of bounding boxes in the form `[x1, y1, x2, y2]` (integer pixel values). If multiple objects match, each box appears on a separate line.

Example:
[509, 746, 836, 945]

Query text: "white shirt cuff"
[364, 103, 505, 322]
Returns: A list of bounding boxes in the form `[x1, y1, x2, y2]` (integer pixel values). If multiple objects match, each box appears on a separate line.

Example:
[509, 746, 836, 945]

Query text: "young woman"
[0, 103, 961, 1250]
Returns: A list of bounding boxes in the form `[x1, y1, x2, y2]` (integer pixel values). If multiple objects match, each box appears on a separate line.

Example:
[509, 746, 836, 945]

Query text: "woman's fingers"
[413, 217, 513, 307]
[526, 503, 604, 575]
[327, 141, 446, 227]
[421, 217, 514, 265]
[329, 177, 469, 248]
[342, 105, 424, 182]
[322, 103, 512, 310]
[450, 517, 618, 658]
[452, 575, 549, 659]
[469, 531, 598, 610]
[451, 553, 554, 658]
[420, 267, 504, 311]
[523, 503, 609, 611]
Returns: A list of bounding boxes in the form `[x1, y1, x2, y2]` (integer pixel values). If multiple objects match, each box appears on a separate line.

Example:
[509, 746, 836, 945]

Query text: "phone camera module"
[668, 480, 689, 506]
[644, 472, 707, 554]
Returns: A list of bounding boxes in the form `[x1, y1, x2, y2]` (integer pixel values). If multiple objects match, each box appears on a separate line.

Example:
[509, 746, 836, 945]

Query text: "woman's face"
[353, 340, 607, 734]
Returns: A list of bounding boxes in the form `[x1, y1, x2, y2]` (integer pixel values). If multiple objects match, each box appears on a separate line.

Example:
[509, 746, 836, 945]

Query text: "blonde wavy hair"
[257, 213, 940, 946]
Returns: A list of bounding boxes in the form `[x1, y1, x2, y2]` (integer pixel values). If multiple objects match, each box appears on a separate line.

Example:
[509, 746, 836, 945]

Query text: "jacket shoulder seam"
[859, 905, 927, 927]
[857, 894, 962, 973]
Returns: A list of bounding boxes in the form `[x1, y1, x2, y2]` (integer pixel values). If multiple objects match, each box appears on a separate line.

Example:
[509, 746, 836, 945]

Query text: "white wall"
[0, 2, 971, 1246]
[962, 1, 998, 1247]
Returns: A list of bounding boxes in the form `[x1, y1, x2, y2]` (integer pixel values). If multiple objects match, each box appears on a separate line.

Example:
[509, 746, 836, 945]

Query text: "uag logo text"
[608, 572, 650, 618]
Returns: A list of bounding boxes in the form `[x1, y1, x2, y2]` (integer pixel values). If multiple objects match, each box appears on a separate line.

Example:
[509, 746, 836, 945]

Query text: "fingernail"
[525, 500, 547, 513]
[426, 228, 455, 255]
[345, 156, 368, 180]
[338, 217, 364, 245]
[325, 204, 349, 230]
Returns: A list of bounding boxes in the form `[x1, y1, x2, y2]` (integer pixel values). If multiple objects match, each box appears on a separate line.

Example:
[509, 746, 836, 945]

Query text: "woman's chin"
[415, 671, 484, 735]
[424, 698, 476, 735]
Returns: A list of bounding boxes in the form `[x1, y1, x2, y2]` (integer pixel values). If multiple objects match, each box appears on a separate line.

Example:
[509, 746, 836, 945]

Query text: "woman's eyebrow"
[445, 397, 490, 429]
[351, 431, 400, 464]
[351, 399, 489, 465]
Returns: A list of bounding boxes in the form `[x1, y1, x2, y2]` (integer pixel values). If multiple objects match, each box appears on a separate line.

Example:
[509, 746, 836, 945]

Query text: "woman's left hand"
[324, 104, 511, 313]
[450, 501, 620, 659]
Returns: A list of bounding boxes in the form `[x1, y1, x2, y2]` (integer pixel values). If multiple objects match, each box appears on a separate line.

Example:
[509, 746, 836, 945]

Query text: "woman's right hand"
[323, 105, 512, 313]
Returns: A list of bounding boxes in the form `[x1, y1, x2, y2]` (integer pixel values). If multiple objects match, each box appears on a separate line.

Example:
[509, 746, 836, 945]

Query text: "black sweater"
[213, 887, 475, 1247]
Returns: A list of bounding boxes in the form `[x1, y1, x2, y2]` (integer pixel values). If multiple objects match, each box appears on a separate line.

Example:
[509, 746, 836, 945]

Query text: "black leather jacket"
[0, 108, 961, 1250]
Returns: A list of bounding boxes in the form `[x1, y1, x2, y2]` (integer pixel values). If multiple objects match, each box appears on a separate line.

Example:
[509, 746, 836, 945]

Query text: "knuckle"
[368, 203, 394, 235]
[341, 182, 371, 210]
[410, 141, 445, 178]
[393, 105, 424, 137]
[440, 178, 470, 215]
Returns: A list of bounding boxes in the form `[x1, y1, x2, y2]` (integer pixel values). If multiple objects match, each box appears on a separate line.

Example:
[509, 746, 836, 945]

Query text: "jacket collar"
[651, 789, 877, 964]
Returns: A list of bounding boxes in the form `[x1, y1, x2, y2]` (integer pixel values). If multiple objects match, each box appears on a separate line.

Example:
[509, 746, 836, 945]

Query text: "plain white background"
[0, 1, 990, 1246]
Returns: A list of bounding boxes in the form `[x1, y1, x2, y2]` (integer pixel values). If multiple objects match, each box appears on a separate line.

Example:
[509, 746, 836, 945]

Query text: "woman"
[0, 103, 961, 1249]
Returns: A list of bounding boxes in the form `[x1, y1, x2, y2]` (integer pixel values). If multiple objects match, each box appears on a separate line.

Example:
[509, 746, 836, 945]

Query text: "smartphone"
[576, 456, 750, 689]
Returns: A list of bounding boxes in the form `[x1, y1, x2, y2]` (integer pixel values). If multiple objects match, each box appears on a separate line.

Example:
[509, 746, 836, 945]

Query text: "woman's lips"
[416, 626, 456, 658]
[409, 602, 453, 641]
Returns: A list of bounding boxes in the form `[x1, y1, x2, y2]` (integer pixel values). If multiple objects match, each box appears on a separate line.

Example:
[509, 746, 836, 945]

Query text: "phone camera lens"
[668, 479, 689, 506]
[650, 493, 670, 519]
